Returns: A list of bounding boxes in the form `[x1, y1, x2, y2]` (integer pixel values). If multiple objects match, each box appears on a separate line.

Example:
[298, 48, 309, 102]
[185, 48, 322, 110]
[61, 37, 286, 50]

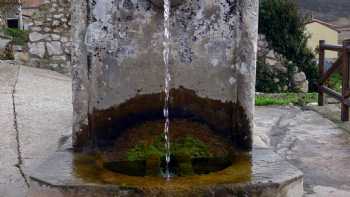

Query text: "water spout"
[163, 0, 172, 180]
[150, 0, 183, 8]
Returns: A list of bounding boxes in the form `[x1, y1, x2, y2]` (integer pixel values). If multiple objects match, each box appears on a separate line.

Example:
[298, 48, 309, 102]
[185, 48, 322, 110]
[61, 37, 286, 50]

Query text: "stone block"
[29, 42, 46, 58]
[46, 41, 63, 56]
[29, 32, 47, 42]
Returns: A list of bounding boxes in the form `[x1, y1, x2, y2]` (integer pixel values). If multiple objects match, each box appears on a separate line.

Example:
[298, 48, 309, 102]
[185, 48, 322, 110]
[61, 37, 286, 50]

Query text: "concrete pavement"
[0, 63, 350, 196]
[15, 66, 72, 175]
[0, 63, 72, 197]
[255, 106, 350, 197]
[0, 64, 27, 197]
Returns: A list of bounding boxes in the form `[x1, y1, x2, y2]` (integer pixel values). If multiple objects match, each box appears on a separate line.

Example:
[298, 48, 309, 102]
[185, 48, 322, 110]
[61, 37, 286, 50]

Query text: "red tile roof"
[306, 18, 341, 33]
[0, 0, 20, 4]
[22, 0, 44, 8]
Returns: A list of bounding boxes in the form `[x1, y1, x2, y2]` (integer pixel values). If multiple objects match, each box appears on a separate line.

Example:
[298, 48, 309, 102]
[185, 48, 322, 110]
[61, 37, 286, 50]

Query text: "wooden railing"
[318, 40, 350, 121]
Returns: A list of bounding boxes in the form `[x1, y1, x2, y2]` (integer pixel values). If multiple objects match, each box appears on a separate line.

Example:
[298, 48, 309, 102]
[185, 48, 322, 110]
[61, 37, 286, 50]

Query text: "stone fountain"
[28, 0, 304, 196]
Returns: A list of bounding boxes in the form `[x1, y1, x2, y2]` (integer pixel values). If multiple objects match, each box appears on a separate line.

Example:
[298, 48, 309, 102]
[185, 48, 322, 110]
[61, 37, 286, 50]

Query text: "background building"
[339, 26, 350, 44]
[305, 19, 339, 60]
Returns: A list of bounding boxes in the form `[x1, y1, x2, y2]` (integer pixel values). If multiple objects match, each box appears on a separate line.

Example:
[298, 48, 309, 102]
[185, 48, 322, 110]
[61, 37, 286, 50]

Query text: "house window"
[7, 18, 19, 29]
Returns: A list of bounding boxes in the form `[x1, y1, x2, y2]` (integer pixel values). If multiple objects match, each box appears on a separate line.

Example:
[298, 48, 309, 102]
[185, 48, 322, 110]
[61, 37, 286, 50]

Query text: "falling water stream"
[163, 0, 172, 180]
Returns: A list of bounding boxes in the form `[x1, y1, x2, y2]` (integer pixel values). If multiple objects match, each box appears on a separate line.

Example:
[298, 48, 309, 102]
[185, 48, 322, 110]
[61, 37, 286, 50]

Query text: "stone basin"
[28, 142, 303, 197]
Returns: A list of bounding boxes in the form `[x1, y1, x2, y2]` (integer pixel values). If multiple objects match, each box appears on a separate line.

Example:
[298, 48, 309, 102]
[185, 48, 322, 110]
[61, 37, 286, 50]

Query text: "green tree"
[258, 0, 318, 92]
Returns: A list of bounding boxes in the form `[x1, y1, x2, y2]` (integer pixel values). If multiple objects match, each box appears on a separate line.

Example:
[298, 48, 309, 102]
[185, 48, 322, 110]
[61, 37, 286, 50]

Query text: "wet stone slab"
[28, 146, 303, 197]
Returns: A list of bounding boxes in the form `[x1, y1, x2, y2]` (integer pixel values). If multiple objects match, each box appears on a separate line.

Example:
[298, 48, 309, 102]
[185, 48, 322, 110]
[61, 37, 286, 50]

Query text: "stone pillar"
[234, 0, 259, 148]
[71, 0, 259, 151]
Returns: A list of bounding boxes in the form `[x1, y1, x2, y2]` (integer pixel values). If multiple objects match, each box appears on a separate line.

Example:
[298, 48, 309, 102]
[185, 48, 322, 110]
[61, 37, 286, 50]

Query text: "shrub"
[2, 27, 29, 46]
[258, 0, 318, 92]
[256, 59, 289, 92]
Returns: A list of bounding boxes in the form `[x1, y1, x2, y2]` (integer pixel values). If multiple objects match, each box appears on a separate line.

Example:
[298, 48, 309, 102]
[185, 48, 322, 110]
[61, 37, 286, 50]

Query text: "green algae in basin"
[125, 134, 211, 162]
[104, 119, 235, 162]
[79, 133, 235, 177]
[73, 152, 252, 191]
[97, 119, 239, 177]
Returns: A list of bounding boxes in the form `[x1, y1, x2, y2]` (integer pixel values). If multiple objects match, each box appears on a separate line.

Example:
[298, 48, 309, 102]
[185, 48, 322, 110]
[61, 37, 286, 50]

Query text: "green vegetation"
[172, 136, 210, 158]
[256, 61, 289, 93]
[328, 72, 342, 92]
[127, 135, 210, 162]
[1, 27, 29, 45]
[258, 0, 318, 92]
[256, 93, 318, 106]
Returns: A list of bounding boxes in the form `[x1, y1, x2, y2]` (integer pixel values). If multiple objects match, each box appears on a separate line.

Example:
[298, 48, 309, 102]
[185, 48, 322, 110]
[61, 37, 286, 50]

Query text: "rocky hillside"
[296, 0, 350, 27]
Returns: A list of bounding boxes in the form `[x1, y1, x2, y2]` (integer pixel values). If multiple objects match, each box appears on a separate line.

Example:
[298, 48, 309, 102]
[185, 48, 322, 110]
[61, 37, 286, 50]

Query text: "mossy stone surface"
[145, 154, 161, 176]
[126, 134, 211, 162]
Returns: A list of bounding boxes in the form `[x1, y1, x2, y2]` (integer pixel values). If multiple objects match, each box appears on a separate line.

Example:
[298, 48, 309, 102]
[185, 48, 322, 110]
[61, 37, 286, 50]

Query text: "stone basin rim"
[28, 146, 304, 196]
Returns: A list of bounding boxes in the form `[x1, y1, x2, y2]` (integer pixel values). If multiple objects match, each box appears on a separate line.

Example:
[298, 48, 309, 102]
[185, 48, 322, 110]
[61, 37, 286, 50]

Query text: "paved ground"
[0, 63, 71, 197]
[255, 106, 350, 197]
[1, 63, 350, 196]
[0, 64, 27, 197]
[306, 103, 350, 136]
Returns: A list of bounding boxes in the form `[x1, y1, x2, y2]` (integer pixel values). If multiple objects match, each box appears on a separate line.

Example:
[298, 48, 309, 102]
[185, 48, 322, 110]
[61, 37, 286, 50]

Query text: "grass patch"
[328, 72, 342, 93]
[1, 28, 29, 45]
[256, 93, 318, 106]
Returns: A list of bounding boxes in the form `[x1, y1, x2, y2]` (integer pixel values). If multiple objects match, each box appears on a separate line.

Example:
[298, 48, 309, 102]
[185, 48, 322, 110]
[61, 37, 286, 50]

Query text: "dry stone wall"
[26, 0, 71, 74]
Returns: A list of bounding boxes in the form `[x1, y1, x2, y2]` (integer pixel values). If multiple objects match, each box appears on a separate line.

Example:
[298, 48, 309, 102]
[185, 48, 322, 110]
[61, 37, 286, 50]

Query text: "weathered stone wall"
[72, 0, 259, 151]
[26, 0, 71, 74]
